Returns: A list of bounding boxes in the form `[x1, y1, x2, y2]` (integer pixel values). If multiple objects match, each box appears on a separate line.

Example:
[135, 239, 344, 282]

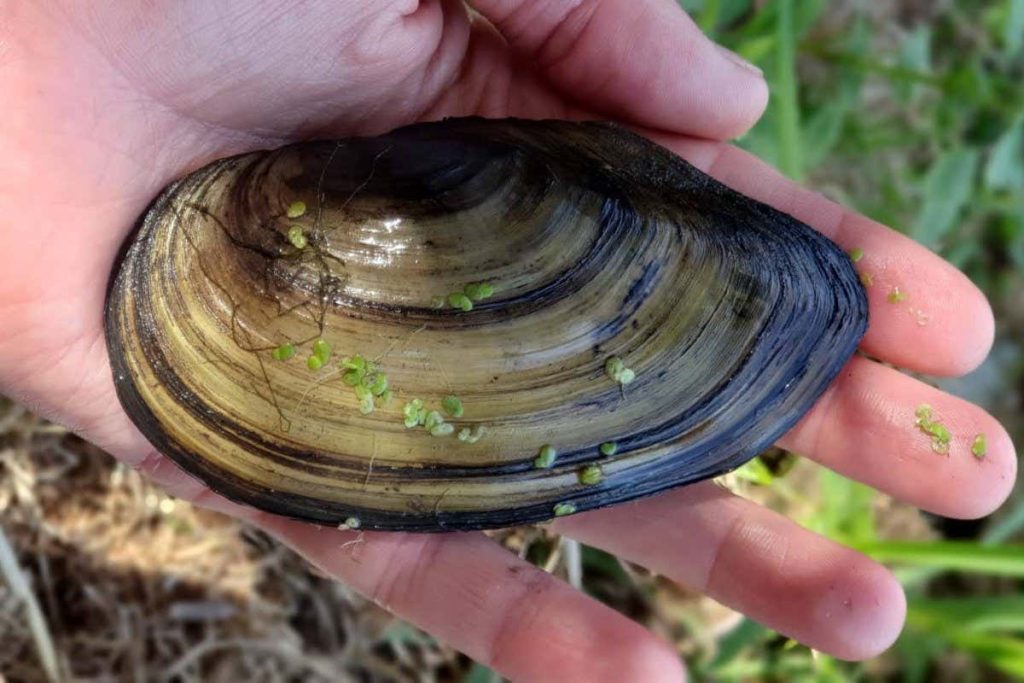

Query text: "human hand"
[0, 2, 1016, 681]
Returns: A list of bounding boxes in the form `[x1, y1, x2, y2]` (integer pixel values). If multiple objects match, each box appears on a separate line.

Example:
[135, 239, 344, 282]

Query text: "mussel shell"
[105, 118, 867, 531]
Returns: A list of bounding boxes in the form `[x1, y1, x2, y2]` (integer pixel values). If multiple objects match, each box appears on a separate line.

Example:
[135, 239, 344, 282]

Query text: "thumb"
[471, 0, 768, 140]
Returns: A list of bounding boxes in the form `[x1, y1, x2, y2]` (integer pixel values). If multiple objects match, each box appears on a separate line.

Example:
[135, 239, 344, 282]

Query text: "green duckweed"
[341, 355, 366, 371]
[369, 374, 389, 396]
[457, 425, 486, 443]
[448, 292, 473, 312]
[287, 226, 307, 249]
[971, 433, 987, 459]
[916, 403, 951, 455]
[604, 356, 636, 385]
[442, 395, 464, 418]
[553, 502, 577, 517]
[887, 287, 907, 303]
[312, 339, 332, 364]
[534, 444, 557, 469]
[403, 399, 425, 428]
[578, 464, 604, 486]
[424, 410, 444, 431]
[271, 343, 295, 361]
[464, 282, 495, 301]
[430, 422, 455, 437]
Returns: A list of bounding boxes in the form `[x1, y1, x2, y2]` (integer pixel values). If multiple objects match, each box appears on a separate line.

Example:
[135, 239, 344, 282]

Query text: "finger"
[554, 483, 906, 661]
[260, 518, 686, 683]
[652, 136, 995, 377]
[779, 355, 1017, 519]
[471, 0, 768, 139]
[131, 449, 257, 518]
[125, 447, 686, 682]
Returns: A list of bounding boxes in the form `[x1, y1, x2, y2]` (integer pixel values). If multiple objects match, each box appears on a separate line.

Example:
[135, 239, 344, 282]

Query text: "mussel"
[105, 118, 867, 531]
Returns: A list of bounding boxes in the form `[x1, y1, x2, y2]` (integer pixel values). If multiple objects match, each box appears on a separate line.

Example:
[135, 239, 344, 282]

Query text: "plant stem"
[775, 0, 803, 180]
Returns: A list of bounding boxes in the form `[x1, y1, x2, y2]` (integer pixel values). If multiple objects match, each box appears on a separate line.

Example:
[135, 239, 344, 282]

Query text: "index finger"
[652, 135, 995, 377]
[132, 449, 686, 683]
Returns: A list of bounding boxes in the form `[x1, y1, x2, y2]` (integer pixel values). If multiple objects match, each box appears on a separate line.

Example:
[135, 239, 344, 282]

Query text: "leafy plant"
[673, 4, 1023, 680]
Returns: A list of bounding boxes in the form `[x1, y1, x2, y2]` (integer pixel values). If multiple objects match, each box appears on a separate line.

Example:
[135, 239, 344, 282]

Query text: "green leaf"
[912, 148, 980, 249]
[949, 632, 1024, 678]
[983, 496, 1024, 544]
[911, 597, 1024, 633]
[809, 470, 876, 544]
[734, 456, 775, 485]
[950, 59, 996, 106]
[735, 34, 776, 65]
[896, 629, 947, 683]
[943, 238, 981, 270]
[1011, 217, 1024, 271]
[696, 0, 720, 33]
[1006, 0, 1024, 55]
[852, 540, 1024, 576]
[462, 663, 501, 683]
[985, 117, 1024, 191]
[896, 25, 932, 101]
[580, 545, 629, 583]
[707, 618, 771, 670]
[719, 0, 755, 30]
[802, 96, 852, 170]
[905, 595, 1024, 676]
[382, 621, 434, 647]
[773, 0, 803, 180]
[907, 612, 1024, 679]
[900, 25, 932, 73]
[793, 0, 829, 36]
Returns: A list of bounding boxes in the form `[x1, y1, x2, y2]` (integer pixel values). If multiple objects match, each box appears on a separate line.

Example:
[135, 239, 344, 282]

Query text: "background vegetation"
[1, 0, 1022, 681]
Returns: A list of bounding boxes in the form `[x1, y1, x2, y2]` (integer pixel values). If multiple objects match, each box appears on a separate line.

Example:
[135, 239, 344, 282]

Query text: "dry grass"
[1, 391, 945, 681]
[0, 397, 688, 682]
[0, 397, 474, 682]
[3, 392, 815, 682]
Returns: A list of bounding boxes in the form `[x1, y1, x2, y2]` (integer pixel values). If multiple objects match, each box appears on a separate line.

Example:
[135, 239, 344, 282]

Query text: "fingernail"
[715, 44, 763, 77]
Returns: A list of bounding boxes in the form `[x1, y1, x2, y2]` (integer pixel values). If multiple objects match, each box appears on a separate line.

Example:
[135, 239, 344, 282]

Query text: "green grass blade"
[910, 597, 1024, 633]
[1006, 0, 1024, 54]
[947, 633, 1024, 678]
[983, 497, 1024, 544]
[905, 620, 1024, 679]
[808, 470, 875, 544]
[697, 0, 721, 34]
[984, 115, 1024, 191]
[773, 0, 803, 180]
[463, 663, 502, 683]
[906, 596, 1024, 677]
[852, 540, 1024, 576]
[707, 618, 771, 669]
[912, 148, 980, 249]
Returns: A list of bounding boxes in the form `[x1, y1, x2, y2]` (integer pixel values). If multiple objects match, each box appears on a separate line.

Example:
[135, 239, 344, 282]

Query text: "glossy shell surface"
[106, 118, 867, 531]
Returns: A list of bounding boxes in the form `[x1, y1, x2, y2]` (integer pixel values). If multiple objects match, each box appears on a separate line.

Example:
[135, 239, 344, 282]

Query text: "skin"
[0, 2, 1017, 680]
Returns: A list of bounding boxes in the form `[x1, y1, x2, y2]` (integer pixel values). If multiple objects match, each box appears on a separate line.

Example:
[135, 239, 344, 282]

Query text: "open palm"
[0, 2, 1016, 680]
